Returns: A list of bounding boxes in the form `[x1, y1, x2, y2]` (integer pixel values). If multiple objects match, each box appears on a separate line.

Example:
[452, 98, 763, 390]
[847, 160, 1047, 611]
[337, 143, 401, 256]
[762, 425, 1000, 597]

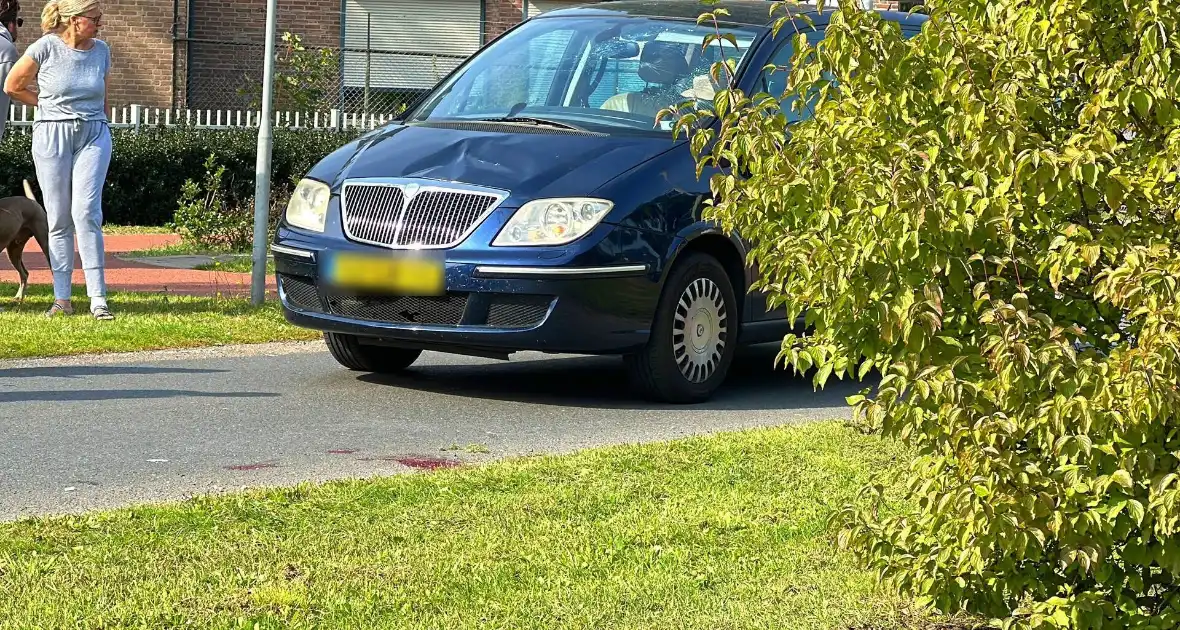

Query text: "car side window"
[756, 27, 826, 122]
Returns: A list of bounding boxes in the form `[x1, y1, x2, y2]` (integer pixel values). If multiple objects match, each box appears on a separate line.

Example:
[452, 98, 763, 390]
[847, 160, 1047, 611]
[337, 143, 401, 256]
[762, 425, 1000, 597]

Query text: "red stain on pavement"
[225, 463, 277, 471]
[2, 233, 277, 297]
[394, 456, 461, 471]
[356, 454, 461, 470]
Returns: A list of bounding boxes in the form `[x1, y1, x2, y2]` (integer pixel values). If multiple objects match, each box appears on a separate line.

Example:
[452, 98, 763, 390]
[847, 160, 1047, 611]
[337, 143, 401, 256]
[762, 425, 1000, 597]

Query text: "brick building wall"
[484, 0, 525, 43]
[189, 0, 338, 43]
[13, 0, 177, 108]
[180, 0, 340, 109]
[9, 0, 341, 111]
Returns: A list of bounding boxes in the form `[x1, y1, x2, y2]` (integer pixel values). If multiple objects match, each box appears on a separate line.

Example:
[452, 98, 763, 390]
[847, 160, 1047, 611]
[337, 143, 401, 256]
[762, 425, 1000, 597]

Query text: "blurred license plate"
[323, 250, 444, 295]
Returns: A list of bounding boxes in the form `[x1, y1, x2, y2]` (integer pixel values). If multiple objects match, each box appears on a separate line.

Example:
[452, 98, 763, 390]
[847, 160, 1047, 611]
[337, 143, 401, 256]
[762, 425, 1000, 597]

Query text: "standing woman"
[3, 0, 114, 319]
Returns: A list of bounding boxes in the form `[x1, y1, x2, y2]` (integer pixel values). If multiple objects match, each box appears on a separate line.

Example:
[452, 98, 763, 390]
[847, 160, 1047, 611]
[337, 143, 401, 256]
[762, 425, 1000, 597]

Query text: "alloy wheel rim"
[672, 277, 728, 384]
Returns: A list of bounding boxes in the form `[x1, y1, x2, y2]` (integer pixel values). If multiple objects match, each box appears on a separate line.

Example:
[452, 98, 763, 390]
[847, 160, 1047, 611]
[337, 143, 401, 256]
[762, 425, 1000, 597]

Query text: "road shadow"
[0, 390, 278, 403]
[357, 344, 878, 412]
[0, 365, 229, 379]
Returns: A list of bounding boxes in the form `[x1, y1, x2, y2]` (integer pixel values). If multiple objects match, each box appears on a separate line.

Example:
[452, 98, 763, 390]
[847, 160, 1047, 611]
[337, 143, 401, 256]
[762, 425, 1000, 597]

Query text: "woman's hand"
[3, 56, 39, 107]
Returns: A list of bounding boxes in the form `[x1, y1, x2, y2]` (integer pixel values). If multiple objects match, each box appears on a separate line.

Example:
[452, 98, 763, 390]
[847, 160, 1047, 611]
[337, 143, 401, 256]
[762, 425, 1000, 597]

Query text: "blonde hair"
[41, 0, 99, 33]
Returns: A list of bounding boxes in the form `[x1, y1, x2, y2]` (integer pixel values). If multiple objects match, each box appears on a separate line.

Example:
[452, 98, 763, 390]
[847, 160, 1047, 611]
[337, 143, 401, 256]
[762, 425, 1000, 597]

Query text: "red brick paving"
[0, 233, 278, 297]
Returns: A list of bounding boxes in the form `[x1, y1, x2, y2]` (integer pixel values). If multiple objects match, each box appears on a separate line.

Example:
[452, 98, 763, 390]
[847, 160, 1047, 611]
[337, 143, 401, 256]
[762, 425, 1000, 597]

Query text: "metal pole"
[251, 0, 279, 305]
[364, 13, 371, 114]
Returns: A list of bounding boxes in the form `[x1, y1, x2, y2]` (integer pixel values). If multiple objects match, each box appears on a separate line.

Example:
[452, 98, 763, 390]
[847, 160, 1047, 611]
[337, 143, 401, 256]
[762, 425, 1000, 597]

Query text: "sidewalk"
[0, 233, 278, 297]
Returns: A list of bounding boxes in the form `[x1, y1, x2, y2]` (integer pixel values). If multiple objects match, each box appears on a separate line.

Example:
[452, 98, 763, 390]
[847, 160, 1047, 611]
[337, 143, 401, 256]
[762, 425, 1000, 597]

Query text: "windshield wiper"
[475, 115, 588, 131]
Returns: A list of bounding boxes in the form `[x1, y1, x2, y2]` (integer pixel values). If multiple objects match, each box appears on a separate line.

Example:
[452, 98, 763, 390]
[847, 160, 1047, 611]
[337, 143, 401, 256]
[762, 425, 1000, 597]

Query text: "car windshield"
[407, 15, 763, 134]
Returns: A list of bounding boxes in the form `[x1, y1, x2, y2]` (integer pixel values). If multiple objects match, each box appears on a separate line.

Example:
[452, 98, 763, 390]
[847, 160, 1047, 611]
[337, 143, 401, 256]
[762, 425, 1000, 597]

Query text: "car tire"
[625, 251, 738, 404]
[324, 332, 422, 373]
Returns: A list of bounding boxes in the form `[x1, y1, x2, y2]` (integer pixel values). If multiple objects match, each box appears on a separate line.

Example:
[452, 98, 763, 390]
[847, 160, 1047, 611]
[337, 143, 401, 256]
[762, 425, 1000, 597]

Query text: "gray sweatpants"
[31, 120, 112, 303]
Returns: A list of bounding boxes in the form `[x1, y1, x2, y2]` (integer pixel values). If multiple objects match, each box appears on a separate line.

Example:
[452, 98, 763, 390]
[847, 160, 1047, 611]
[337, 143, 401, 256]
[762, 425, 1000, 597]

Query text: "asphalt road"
[0, 341, 868, 522]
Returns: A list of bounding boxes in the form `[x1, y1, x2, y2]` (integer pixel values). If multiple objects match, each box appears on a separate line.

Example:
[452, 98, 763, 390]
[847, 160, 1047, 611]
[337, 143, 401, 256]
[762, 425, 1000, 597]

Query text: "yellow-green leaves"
[675, 0, 1180, 627]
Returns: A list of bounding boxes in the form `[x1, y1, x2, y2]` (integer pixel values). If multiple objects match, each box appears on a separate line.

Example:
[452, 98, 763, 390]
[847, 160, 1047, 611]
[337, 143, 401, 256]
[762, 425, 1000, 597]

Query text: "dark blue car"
[272, 0, 927, 403]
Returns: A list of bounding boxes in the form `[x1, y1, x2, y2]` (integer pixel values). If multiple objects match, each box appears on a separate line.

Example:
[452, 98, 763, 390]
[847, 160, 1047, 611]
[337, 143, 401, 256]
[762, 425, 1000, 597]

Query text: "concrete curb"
[0, 340, 326, 369]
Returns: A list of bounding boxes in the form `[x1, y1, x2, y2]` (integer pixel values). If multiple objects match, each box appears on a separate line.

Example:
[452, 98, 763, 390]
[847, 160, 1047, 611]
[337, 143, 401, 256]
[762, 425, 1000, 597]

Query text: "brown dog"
[0, 179, 52, 305]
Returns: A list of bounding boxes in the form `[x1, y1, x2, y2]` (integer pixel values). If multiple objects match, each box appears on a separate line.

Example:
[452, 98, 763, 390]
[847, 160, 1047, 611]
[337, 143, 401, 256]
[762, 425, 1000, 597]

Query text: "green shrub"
[670, 0, 1180, 627]
[0, 126, 363, 226]
[238, 32, 340, 113]
[168, 154, 291, 252]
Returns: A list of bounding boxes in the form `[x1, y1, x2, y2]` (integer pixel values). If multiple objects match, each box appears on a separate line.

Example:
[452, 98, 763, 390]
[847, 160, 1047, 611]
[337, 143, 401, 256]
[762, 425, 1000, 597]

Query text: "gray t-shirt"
[24, 34, 110, 122]
[0, 25, 18, 140]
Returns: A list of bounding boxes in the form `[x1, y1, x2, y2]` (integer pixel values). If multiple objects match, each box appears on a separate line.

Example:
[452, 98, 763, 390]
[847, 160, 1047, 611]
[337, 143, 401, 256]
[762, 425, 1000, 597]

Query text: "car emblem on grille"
[402, 183, 421, 201]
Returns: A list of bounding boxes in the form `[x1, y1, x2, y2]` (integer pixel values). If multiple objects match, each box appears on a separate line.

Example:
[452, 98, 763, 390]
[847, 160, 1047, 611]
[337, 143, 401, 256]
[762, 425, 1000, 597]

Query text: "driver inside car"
[599, 40, 690, 119]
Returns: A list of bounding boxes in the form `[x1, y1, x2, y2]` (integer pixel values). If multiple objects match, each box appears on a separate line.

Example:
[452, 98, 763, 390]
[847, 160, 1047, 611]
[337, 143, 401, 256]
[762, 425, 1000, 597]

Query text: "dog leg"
[7, 238, 29, 302]
[30, 211, 52, 279]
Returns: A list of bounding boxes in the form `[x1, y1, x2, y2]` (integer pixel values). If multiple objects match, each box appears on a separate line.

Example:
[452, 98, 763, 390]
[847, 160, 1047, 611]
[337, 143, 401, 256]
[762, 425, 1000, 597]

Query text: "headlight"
[285, 178, 331, 233]
[492, 198, 614, 246]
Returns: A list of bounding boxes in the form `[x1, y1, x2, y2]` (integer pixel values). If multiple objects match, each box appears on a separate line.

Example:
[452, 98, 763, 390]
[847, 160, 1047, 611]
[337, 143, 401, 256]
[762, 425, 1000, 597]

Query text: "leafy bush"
[0, 126, 362, 226]
[169, 154, 292, 252]
[238, 32, 340, 113]
[669, 0, 1180, 627]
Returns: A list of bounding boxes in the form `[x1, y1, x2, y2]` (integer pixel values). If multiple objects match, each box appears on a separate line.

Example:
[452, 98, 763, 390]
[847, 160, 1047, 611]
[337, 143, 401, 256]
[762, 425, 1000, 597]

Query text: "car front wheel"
[324, 332, 422, 373]
[625, 251, 738, 404]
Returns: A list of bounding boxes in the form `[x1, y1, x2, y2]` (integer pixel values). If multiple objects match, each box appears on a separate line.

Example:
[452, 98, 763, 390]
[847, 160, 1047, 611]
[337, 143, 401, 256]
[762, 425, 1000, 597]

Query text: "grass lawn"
[0, 422, 958, 630]
[0, 282, 318, 360]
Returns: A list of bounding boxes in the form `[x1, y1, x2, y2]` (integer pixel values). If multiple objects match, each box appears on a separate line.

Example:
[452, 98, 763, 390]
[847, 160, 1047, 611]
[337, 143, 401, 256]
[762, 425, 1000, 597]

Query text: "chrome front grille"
[344, 185, 405, 246]
[341, 179, 507, 249]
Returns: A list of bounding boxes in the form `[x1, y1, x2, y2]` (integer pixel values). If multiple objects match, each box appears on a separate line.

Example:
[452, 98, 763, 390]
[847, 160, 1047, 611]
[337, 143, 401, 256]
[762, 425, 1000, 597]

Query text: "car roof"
[534, 0, 928, 29]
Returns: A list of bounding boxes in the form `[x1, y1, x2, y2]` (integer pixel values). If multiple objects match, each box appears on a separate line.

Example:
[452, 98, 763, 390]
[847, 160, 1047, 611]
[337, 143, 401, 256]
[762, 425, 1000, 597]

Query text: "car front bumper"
[271, 232, 667, 357]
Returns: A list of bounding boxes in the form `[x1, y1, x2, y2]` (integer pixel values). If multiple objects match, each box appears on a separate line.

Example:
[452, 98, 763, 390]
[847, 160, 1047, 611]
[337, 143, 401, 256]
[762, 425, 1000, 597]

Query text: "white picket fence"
[5, 103, 398, 133]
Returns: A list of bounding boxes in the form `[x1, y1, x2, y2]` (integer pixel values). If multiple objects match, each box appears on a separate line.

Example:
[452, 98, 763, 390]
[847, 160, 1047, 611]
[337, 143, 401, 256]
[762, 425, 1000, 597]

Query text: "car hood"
[314, 121, 682, 205]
